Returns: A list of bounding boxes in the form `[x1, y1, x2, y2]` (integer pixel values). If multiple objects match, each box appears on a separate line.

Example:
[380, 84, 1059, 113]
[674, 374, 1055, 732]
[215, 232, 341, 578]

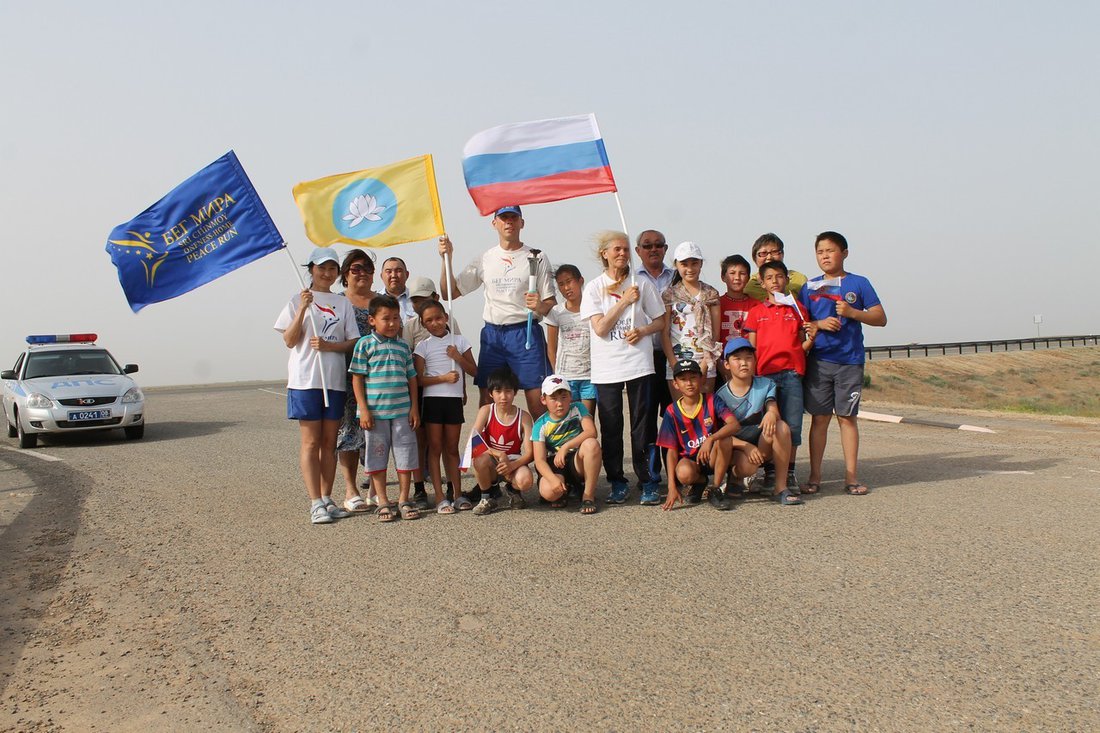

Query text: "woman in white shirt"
[579, 231, 667, 506]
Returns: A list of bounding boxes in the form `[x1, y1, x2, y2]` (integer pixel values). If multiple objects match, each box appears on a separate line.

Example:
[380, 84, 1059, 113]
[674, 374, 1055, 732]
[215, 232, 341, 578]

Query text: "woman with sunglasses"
[335, 249, 380, 513]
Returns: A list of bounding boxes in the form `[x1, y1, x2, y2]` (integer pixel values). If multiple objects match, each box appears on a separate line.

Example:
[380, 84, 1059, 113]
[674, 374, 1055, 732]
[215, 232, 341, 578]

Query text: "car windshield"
[23, 350, 123, 379]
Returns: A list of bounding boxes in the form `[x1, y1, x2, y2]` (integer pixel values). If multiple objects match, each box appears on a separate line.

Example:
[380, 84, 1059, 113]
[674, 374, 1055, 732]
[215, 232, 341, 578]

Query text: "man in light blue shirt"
[633, 229, 675, 493]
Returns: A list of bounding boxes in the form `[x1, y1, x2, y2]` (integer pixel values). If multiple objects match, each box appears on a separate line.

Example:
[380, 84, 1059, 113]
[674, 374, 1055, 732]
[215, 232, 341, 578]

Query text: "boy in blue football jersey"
[716, 338, 801, 505]
[798, 232, 887, 496]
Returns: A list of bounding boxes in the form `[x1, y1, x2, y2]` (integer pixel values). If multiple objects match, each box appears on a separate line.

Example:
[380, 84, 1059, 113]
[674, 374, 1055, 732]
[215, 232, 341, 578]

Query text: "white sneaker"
[311, 504, 334, 524]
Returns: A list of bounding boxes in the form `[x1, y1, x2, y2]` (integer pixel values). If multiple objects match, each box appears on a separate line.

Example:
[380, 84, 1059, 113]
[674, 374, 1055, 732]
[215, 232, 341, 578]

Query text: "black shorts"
[547, 448, 583, 488]
[421, 396, 464, 425]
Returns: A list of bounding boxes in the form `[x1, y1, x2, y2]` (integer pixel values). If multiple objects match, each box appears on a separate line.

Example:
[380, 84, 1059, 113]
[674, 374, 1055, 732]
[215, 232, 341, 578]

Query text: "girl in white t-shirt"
[413, 300, 477, 513]
[273, 247, 360, 525]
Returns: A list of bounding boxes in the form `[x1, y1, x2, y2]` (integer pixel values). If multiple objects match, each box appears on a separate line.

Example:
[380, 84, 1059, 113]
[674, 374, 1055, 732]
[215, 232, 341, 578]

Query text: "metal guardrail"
[865, 335, 1100, 360]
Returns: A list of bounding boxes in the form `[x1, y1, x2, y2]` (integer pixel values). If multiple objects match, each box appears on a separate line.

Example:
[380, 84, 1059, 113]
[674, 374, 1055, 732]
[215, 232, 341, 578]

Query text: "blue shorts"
[287, 388, 345, 421]
[570, 378, 597, 401]
[761, 369, 804, 447]
[476, 321, 550, 390]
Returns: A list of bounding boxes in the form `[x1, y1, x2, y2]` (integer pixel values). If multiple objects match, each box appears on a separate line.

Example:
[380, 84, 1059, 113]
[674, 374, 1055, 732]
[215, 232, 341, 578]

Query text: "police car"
[2, 334, 145, 448]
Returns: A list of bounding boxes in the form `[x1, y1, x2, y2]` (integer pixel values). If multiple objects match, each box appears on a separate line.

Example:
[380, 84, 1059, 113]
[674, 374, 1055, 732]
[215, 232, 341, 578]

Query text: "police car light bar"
[26, 333, 98, 344]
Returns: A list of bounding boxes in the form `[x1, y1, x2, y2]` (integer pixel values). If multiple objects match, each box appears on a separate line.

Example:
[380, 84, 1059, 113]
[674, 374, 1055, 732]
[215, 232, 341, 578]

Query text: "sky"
[2, 1, 1097, 386]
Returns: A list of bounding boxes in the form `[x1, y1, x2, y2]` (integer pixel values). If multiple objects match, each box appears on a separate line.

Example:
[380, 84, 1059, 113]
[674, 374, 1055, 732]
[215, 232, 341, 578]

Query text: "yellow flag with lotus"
[292, 154, 444, 248]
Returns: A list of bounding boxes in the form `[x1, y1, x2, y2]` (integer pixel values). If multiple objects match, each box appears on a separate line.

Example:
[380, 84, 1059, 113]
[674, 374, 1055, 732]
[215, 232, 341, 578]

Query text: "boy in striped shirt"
[658, 359, 739, 511]
[350, 294, 421, 522]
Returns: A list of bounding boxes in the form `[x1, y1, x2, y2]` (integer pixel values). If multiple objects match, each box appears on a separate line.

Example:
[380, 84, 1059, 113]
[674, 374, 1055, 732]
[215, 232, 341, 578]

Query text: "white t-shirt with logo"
[274, 291, 360, 391]
[455, 244, 555, 325]
[543, 304, 591, 380]
[414, 333, 473, 399]
[579, 273, 664, 384]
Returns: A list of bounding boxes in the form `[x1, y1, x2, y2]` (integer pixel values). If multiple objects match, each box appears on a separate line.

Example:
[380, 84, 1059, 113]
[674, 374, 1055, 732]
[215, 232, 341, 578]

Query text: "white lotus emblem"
[342, 194, 387, 228]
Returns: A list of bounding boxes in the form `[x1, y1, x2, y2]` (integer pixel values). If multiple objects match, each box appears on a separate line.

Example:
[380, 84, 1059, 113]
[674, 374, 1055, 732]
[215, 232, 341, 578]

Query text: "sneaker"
[412, 487, 430, 510]
[472, 497, 496, 516]
[786, 470, 800, 495]
[325, 501, 351, 519]
[505, 485, 527, 509]
[310, 504, 334, 524]
[684, 483, 705, 505]
[606, 481, 629, 504]
[639, 481, 661, 505]
[762, 465, 776, 489]
[708, 484, 732, 511]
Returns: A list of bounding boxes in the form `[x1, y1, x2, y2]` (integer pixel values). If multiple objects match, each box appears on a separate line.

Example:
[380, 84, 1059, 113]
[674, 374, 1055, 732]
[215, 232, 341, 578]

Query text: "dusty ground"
[2, 363, 1099, 731]
[865, 346, 1100, 417]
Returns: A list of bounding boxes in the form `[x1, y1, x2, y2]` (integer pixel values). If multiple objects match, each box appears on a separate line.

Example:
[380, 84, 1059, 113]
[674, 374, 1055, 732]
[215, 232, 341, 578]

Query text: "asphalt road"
[2, 383, 1098, 731]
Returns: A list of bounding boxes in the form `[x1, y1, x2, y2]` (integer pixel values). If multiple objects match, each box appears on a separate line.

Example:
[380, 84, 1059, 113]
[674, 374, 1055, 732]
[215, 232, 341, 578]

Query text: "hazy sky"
[2, 1, 1097, 386]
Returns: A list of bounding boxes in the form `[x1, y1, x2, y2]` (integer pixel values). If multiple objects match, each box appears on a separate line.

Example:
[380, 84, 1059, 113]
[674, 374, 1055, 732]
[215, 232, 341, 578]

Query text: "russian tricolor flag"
[462, 114, 618, 216]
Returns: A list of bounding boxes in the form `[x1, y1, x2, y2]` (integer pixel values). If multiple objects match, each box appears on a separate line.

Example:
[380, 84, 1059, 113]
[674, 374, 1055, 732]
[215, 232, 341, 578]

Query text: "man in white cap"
[438, 205, 555, 417]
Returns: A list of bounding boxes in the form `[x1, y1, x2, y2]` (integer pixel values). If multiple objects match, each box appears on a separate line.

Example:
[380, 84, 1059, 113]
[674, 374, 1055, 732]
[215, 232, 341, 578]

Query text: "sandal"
[436, 499, 455, 515]
[802, 482, 821, 495]
[377, 504, 397, 522]
[344, 495, 370, 513]
[399, 501, 421, 520]
[844, 483, 869, 495]
[454, 495, 473, 511]
[774, 488, 803, 506]
[550, 491, 568, 509]
[580, 499, 598, 515]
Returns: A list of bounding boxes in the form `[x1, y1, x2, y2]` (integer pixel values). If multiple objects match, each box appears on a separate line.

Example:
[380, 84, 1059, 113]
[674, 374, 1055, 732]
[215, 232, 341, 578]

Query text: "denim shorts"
[287, 388, 345, 421]
[761, 369, 804, 447]
[569, 378, 597, 401]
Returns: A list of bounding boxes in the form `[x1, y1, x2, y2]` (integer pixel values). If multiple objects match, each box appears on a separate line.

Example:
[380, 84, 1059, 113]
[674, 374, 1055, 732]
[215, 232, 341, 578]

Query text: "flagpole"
[612, 192, 636, 330]
[282, 244, 330, 407]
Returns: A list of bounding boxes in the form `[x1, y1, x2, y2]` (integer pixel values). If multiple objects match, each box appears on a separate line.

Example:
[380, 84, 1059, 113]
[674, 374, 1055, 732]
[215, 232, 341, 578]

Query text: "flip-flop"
[343, 495, 370, 513]
[802, 482, 821, 494]
[377, 504, 397, 522]
[844, 483, 870, 495]
[454, 495, 473, 511]
[436, 499, 455, 515]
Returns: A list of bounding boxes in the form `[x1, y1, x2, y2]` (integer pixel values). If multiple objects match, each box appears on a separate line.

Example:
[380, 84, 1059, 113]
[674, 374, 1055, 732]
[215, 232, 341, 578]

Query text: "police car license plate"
[68, 409, 111, 421]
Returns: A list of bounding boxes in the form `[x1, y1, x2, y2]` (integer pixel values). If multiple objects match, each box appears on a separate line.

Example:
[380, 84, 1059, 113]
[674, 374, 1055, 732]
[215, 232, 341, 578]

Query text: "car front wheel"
[16, 412, 37, 449]
[124, 424, 145, 440]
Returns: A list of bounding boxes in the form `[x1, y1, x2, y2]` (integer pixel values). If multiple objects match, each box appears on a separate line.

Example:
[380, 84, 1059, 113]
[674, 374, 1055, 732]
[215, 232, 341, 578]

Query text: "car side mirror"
[0, 370, 14, 380]
[123, 364, 139, 374]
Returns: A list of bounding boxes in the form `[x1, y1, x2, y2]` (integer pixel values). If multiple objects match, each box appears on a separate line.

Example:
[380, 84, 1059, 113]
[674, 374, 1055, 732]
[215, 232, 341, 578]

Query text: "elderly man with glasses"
[744, 233, 809, 302]
[633, 229, 676, 499]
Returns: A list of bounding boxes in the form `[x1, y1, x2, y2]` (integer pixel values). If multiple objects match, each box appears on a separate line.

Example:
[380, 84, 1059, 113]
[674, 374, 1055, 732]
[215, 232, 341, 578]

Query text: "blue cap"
[723, 337, 755, 358]
[494, 205, 522, 218]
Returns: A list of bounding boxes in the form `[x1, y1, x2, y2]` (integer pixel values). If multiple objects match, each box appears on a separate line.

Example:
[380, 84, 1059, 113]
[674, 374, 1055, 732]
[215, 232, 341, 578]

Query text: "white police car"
[2, 334, 145, 448]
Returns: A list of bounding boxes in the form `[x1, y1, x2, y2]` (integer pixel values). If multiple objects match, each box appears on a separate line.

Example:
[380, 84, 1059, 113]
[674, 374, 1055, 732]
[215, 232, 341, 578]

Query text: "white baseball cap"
[540, 374, 571, 396]
[673, 241, 704, 262]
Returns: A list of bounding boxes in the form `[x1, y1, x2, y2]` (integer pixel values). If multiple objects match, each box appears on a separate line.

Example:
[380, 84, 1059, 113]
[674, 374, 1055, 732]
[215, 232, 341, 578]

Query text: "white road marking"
[959, 424, 996, 433]
[860, 411, 903, 424]
[0, 445, 62, 462]
[992, 470, 1035, 475]
[257, 388, 286, 397]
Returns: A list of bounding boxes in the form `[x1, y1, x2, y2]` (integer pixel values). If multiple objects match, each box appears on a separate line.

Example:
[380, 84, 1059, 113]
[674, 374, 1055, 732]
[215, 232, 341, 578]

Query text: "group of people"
[274, 205, 886, 524]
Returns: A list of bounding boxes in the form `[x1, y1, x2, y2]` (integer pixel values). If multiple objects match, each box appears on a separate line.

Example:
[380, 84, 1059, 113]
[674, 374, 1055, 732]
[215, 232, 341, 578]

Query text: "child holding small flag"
[742, 260, 816, 489]
[798, 231, 887, 496]
[463, 367, 534, 515]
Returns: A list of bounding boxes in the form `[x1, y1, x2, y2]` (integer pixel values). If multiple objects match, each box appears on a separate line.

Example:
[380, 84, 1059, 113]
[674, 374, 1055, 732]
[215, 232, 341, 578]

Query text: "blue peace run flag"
[105, 151, 284, 312]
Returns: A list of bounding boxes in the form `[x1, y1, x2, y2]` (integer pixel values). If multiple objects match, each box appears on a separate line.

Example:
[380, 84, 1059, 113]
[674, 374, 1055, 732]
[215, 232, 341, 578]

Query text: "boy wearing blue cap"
[716, 338, 801, 505]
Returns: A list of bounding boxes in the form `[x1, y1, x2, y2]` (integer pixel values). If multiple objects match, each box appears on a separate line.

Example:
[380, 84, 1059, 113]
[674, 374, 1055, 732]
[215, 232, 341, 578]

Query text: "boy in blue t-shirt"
[657, 359, 739, 511]
[797, 231, 887, 496]
[531, 375, 603, 515]
[716, 338, 801, 505]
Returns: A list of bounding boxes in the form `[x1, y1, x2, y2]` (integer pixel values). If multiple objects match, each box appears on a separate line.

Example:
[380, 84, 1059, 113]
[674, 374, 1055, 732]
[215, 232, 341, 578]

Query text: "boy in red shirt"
[742, 260, 816, 490]
[717, 254, 755, 382]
